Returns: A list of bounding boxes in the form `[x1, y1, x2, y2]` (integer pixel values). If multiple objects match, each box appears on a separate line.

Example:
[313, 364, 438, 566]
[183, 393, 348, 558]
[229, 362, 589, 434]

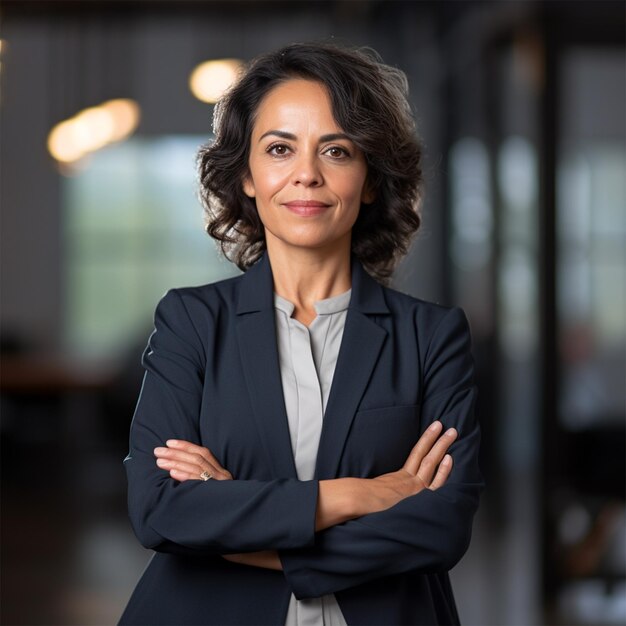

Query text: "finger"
[155, 444, 231, 479]
[403, 421, 443, 475]
[169, 467, 231, 482]
[428, 454, 453, 490]
[157, 457, 211, 478]
[155, 448, 224, 477]
[155, 446, 212, 467]
[169, 469, 195, 482]
[416, 428, 457, 485]
[166, 440, 229, 475]
[156, 456, 231, 481]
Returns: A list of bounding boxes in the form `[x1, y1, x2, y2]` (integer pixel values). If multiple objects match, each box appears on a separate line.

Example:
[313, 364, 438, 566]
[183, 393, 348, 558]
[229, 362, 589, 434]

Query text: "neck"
[266, 239, 352, 324]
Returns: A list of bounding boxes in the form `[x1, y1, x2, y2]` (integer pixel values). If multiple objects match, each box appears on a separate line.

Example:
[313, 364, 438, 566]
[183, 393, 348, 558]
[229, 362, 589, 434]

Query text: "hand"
[315, 421, 456, 530]
[153, 441, 277, 569]
[364, 420, 457, 512]
[154, 440, 233, 482]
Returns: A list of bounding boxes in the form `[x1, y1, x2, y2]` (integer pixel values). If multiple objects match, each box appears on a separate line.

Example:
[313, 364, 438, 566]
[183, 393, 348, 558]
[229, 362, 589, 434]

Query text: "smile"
[282, 200, 332, 217]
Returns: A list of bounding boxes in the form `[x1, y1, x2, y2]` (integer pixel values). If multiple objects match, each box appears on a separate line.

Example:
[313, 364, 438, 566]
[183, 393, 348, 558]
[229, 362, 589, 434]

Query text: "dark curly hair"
[197, 42, 423, 282]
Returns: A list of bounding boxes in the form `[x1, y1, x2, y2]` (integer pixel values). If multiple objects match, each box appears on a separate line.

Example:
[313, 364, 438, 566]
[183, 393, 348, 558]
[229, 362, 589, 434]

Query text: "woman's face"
[243, 79, 373, 257]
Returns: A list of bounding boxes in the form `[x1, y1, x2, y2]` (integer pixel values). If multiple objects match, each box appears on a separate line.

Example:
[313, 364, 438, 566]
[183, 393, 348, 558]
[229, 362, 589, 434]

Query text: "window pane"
[63, 136, 239, 358]
[557, 49, 626, 429]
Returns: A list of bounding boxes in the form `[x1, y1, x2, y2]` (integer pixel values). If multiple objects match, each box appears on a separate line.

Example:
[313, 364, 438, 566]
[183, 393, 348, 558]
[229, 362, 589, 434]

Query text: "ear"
[361, 180, 376, 205]
[242, 175, 256, 198]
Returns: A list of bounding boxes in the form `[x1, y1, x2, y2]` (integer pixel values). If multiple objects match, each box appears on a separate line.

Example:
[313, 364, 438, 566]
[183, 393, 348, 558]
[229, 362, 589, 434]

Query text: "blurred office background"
[1, 1, 624, 624]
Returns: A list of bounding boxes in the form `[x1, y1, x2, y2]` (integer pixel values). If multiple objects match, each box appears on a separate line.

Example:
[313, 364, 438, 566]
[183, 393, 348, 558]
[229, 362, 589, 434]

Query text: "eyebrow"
[258, 130, 352, 143]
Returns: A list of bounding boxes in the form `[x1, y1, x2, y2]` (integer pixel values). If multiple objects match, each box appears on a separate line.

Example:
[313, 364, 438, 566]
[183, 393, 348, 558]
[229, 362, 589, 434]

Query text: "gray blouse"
[274, 289, 351, 626]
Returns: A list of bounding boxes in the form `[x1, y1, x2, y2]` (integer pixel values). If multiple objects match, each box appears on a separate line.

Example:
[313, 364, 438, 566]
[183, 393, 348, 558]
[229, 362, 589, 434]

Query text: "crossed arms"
[124, 290, 483, 598]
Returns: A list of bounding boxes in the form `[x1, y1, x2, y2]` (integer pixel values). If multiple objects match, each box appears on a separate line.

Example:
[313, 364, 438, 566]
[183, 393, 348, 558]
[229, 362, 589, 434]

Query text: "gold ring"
[200, 471, 212, 481]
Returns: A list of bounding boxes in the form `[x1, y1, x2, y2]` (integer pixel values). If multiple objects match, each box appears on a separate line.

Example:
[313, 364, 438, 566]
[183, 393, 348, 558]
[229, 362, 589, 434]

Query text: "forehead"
[251, 79, 341, 135]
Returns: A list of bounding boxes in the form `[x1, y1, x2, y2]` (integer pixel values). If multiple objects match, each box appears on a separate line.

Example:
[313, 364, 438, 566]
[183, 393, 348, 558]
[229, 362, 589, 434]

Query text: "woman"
[120, 43, 482, 626]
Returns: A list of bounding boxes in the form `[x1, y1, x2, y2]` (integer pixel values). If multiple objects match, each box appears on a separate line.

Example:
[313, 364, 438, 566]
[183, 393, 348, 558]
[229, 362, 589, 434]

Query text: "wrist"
[344, 477, 369, 518]
[316, 477, 364, 531]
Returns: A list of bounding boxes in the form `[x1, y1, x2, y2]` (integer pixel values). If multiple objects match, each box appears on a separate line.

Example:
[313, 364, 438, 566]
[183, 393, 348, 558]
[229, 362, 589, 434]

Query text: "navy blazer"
[120, 253, 483, 626]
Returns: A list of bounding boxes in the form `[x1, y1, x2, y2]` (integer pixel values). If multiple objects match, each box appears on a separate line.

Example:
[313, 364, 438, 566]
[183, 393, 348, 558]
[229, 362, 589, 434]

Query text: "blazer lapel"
[314, 259, 390, 480]
[235, 255, 298, 479]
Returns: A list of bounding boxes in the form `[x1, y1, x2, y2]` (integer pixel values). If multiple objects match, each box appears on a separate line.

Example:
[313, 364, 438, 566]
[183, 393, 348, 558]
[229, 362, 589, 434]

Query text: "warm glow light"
[189, 59, 243, 103]
[48, 120, 87, 163]
[101, 99, 140, 141]
[47, 98, 141, 165]
[73, 106, 116, 152]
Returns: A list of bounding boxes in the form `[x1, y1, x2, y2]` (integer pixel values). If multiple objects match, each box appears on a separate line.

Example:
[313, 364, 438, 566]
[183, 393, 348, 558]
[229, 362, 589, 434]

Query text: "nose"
[291, 151, 322, 187]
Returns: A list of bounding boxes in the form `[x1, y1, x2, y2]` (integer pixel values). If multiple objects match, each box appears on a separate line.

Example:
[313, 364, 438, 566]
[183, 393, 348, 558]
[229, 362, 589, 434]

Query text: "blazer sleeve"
[124, 289, 319, 555]
[280, 307, 484, 599]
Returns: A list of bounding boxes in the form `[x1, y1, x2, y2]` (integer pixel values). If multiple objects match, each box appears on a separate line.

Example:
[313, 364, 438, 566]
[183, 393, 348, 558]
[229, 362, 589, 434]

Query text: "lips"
[282, 200, 331, 216]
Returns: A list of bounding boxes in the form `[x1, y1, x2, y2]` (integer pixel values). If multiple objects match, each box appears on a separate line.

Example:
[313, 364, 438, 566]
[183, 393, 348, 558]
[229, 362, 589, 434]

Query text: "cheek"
[252, 179, 284, 209]
[254, 201, 272, 228]
[341, 175, 369, 209]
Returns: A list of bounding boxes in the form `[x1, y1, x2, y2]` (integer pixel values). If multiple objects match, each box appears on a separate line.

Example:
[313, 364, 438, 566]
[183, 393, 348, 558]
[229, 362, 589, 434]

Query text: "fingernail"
[429, 421, 441, 431]
[156, 458, 168, 467]
[446, 428, 457, 437]
[154, 447, 166, 455]
[166, 439, 179, 446]
[442, 454, 452, 465]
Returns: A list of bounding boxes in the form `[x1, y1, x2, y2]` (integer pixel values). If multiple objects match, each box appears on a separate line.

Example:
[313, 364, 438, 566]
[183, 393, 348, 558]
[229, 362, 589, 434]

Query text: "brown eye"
[267, 143, 290, 156]
[324, 146, 349, 158]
